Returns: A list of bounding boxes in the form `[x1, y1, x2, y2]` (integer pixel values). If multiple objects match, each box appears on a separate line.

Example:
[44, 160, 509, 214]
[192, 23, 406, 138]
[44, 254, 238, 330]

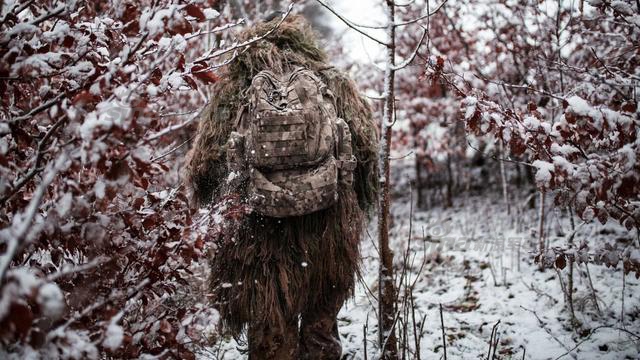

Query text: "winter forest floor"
[200, 189, 640, 359]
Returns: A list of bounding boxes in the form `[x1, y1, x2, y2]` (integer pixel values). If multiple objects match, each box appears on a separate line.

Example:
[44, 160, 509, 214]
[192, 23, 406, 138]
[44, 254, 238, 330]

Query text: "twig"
[487, 320, 500, 360]
[0, 154, 66, 281]
[9, 93, 64, 124]
[583, 262, 602, 315]
[47, 256, 110, 281]
[466, 139, 536, 168]
[520, 306, 572, 354]
[150, 136, 194, 162]
[145, 112, 200, 141]
[196, 3, 295, 62]
[440, 303, 447, 360]
[554, 325, 640, 359]
[391, 28, 427, 71]
[0, 116, 67, 205]
[314, 0, 388, 46]
[395, 0, 448, 27]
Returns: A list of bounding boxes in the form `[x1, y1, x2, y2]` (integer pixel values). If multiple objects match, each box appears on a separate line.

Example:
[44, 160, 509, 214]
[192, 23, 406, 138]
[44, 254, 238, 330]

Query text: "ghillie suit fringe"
[184, 15, 378, 336]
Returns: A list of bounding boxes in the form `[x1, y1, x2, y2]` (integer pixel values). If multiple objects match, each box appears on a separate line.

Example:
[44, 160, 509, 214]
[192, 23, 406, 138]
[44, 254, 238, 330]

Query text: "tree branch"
[196, 3, 295, 62]
[392, 28, 427, 71]
[0, 116, 67, 205]
[314, 0, 388, 46]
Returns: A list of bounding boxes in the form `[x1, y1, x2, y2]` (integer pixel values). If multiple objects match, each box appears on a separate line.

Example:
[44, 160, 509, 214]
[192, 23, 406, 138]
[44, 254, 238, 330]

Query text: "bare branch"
[47, 256, 110, 281]
[196, 3, 295, 62]
[10, 93, 65, 125]
[0, 153, 67, 281]
[394, 0, 448, 27]
[185, 19, 245, 41]
[145, 110, 201, 142]
[314, 0, 388, 46]
[391, 28, 427, 71]
[150, 136, 194, 162]
[0, 116, 67, 205]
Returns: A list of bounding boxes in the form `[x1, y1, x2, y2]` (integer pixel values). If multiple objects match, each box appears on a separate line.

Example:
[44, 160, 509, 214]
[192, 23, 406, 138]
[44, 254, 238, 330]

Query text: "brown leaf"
[62, 35, 75, 47]
[105, 160, 132, 182]
[72, 90, 98, 106]
[149, 68, 162, 86]
[4, 302, 33, 339]
[159, 319, 172, 334]
[182, 75, 198, 90]
[184, 4, 206, 21]
[177, 54, 185, 72]
[191, 63, 219, 84]
[555, 255, 566, 270]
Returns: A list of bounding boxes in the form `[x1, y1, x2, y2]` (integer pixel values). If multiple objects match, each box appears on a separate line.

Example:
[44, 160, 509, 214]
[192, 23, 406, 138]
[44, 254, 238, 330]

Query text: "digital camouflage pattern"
[184, 15, 378, 359]
[227, 67, 355, 217]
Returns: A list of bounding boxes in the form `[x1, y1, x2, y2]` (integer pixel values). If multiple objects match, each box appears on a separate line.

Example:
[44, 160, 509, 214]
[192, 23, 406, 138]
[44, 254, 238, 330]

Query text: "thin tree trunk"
[445, 154, 453, 208]
[585, 262, 602, 316]
[415, 154, 424, 209]
[499, 142, 510, 215]
[538, 191, 546, 271]
[378, 1, 398, 357]
[567, 207, 576, 325]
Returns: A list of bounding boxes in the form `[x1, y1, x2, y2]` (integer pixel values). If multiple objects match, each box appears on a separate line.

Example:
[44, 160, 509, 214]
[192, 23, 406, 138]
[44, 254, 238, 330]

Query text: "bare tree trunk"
[567, 206, 576, 324]
[445, 154, 453, 208]
[415, 155, 424, 209]
[378, 1, 398, 357]
[499, 142, 511, 215]
[537, 191, 546, 271]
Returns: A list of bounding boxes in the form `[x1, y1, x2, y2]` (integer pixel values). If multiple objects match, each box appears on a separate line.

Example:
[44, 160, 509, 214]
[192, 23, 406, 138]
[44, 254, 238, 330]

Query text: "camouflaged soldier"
[185, 15, 378, 360]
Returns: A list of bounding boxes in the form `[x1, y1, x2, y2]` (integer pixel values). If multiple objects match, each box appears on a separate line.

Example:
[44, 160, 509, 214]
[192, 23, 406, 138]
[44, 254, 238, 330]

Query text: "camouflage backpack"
[226, 67, 356, 217]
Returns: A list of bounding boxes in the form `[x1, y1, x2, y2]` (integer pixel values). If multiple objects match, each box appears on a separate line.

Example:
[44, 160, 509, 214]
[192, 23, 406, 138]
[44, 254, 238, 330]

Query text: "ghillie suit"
[185, 15, 378, 359]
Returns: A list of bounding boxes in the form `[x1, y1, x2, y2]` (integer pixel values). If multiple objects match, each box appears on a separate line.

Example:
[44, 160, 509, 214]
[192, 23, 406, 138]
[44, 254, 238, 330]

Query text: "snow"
[205, 192, 640, 359]
[618, 144, 636, 171]
[141, 5, 180, 37]
[551, 143, 579, 156]
[611, 1, 634, 15]
[463, 96, 478, 120]
[79, 100, 131, 140]
[42, 23, 71, 43]
[203, 9, 220, 20]
[532, 160, 555, 186]
[94, 180, 106, 199]
[36, 283, 65, 318]
[103, 314, 124, 351]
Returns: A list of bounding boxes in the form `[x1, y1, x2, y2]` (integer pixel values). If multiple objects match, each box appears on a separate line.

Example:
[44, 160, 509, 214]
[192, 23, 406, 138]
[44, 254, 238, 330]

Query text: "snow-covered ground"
[339, 191, 640, 359]
[202, 189, 640, 359]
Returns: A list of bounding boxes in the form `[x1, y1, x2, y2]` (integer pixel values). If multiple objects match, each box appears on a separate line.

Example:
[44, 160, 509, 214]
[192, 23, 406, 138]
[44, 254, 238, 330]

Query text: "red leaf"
[9, 123, 32, 146]
[182, 75, 198, 90]
[62, 35, 75, 47]
[555, 255, 566, 270]
[159, 319, 172, 334]
[191, 62, 219, 83]
[177, 54, 185, 72]
[72, 90, 98, 106]
[105, 160, 132, 182]
[4, 302, 33, 339]
[149, 68, 162, 86]
[194, 70, 219, 84]
[184, 4, 206, 21]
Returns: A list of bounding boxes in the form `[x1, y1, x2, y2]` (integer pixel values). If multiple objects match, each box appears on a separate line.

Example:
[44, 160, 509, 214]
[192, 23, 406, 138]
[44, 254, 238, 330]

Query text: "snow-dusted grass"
[200, 191, 639, 359]
[340, 192, 640, 359]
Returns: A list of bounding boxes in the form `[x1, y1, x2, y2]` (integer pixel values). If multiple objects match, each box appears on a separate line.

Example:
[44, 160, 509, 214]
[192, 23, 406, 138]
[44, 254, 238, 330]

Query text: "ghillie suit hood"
[184, 15, 378, 335]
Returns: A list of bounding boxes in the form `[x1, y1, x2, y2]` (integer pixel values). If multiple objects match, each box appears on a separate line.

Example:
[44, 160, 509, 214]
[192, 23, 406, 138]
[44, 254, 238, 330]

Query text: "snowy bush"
[0, 0, 260, 357]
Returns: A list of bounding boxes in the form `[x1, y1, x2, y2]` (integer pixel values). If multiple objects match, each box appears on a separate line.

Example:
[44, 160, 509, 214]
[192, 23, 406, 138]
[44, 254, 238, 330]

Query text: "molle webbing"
[251, 112, 321, 167]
